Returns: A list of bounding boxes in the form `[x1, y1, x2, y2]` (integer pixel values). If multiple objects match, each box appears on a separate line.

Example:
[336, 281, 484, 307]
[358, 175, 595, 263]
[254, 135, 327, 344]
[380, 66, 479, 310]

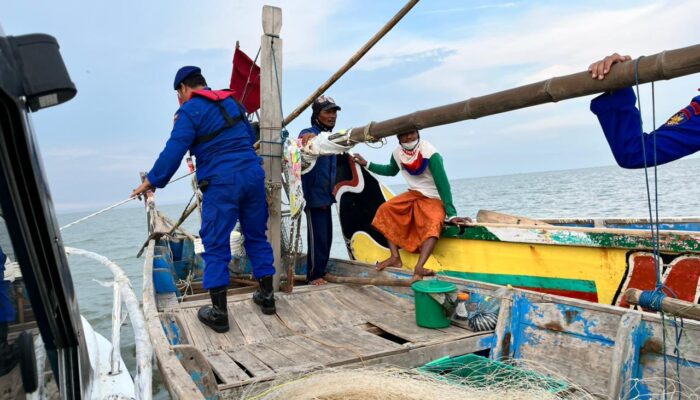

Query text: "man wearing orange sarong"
[353, 130, 471, 279]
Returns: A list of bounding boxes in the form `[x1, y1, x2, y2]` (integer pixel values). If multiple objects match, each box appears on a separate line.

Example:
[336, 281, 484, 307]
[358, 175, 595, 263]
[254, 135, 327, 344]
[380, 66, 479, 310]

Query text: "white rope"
[60, 197, 137, 231]
[64, 246, 153, 400]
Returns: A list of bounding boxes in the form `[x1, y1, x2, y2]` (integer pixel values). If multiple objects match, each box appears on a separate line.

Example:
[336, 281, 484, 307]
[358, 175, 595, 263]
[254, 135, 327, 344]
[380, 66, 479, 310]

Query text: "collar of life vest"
[191, 88, 236, 102]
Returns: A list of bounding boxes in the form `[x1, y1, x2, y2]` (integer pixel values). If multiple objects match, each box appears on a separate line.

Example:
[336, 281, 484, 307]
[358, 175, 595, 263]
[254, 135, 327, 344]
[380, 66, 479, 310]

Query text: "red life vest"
[191, 89, 237, 102]
[188, 89, 247, 148]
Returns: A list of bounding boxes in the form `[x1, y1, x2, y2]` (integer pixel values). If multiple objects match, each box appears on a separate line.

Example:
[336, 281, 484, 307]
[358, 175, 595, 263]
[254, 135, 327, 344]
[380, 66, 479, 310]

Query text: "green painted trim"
[441, 225, 500, 241]
[440, 225, 700, 253]
[441, 270, 597, 293]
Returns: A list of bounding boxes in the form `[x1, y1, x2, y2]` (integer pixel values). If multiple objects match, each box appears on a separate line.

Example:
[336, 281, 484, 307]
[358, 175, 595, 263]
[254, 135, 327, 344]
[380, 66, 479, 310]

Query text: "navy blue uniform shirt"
[147, 89, 260, 187]
[591, 87, 700, 168]
[299, 125, 337, 208]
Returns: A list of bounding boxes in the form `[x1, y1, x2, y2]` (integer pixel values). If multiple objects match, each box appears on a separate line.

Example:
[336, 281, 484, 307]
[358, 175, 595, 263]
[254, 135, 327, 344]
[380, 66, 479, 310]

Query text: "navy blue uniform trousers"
[200, 165, 275, 289]
[305, 206, 332, 282]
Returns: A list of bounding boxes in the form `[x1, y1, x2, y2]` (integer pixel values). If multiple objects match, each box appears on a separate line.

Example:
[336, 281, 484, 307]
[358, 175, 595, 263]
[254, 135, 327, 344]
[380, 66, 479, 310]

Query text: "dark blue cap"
[312, 95, 341, 114]
[173, 66, 201, 90]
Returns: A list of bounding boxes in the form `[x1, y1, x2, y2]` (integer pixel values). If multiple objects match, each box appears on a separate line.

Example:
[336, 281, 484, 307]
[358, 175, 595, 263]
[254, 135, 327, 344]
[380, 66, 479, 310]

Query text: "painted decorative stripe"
[441, 271, 597, 293]
[440, 224, 700, 253]
[523, 287, 599, 303]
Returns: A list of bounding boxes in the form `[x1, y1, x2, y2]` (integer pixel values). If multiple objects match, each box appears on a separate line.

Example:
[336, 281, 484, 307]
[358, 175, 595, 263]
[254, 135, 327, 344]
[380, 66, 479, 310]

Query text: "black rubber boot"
[0, 323, 18, 377]
[253, 275, 276, 315]
[197, 287, 229, 333]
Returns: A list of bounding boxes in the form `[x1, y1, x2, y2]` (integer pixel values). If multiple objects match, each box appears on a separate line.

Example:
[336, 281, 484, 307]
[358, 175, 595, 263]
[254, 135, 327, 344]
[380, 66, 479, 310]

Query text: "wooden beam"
[607, 312, 642, 400]
[625, 288, 700, 321]
[260, 5, 283, 291]
[142, 240, 205, 399]
[282, 0, 420, 126]
[324, 274, 413, 287]
[476, 210, 551, 226]
[345, 43, 700, 142]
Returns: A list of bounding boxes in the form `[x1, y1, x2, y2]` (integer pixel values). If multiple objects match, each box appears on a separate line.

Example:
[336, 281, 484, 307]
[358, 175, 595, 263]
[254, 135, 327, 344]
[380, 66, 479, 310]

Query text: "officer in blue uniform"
[589, 53, 700, 168]
[298, 96, 341, 285]
[0, 245, 18, 376]
[133, 66, 276, 333]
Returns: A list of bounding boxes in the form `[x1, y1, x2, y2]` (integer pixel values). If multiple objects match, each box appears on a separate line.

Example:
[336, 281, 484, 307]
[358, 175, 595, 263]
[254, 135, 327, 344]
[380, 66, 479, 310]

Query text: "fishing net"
[234, 359, 597, 400]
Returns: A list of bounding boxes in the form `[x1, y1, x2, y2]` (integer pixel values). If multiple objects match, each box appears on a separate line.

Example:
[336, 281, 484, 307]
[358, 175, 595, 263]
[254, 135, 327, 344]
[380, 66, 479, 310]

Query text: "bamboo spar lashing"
[347, 43, 700, 142]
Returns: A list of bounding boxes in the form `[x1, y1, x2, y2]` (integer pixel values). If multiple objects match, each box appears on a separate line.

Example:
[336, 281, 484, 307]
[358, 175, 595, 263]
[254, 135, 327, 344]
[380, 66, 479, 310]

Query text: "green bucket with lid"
[412, 279, 457, 328]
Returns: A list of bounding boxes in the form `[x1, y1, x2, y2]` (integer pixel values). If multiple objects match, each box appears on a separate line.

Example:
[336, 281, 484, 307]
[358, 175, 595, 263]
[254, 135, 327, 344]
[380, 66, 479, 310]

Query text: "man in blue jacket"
[299, 96, 341, 285]
[132, 66, 276, 333]
[589, 53, 700, 168]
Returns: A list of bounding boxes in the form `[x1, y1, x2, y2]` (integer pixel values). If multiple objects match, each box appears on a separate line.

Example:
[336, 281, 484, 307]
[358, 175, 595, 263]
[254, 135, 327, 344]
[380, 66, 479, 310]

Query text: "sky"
[2, 0, 699, 212]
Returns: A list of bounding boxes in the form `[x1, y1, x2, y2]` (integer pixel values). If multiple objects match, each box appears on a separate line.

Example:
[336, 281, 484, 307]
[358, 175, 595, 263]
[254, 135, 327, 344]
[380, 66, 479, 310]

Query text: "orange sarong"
[372, 190, 445, 253]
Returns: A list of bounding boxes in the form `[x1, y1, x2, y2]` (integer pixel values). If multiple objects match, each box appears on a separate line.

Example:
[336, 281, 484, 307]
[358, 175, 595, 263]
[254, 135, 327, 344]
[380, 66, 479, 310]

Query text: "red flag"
[229, 47, 260, 114]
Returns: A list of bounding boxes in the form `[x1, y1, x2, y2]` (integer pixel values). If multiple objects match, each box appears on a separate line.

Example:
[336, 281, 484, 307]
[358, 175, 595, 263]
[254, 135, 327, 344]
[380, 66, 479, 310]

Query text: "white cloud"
[383, 2, 698, 98]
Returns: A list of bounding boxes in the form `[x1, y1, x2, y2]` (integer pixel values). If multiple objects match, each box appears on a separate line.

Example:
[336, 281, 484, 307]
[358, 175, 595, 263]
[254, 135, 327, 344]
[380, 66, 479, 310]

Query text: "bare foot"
[410, 268, 437, 283]
[376, 256, 403, 271]
[309, 278, 327, 286]
[414, 267, 436, 277]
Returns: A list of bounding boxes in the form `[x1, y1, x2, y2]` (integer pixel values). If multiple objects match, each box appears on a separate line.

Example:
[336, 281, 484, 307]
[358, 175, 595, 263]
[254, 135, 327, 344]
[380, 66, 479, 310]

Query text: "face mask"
[400, 139, 419, 151]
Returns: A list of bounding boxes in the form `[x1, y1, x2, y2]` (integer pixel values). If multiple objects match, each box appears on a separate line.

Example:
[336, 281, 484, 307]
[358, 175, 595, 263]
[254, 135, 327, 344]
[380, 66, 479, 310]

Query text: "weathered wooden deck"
[158, 283, 492, 392]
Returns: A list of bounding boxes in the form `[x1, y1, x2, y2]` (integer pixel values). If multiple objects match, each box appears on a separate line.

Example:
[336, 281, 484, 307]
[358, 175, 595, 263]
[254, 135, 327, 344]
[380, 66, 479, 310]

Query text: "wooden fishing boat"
[335, 156, 700, 306]
[142, 197, 700, 399]
[139, 4, 700, 399]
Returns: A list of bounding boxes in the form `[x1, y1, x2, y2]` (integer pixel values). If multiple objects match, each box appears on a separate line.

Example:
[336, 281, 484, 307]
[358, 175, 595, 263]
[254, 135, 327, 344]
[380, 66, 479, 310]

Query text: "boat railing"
[64, 247, 153, 400]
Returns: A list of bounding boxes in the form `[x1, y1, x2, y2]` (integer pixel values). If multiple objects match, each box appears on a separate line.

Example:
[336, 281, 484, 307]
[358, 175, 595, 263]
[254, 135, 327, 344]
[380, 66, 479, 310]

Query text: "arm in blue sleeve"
[591, 87, 700, 169]
[147, 111, 196, 188]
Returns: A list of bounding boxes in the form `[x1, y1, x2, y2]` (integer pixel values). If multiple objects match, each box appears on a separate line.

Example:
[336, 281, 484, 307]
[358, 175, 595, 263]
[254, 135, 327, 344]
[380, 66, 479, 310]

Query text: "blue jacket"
[591, 87, 700, 169]
[299, 125, 336, 208]
[147, 89, 260, 187]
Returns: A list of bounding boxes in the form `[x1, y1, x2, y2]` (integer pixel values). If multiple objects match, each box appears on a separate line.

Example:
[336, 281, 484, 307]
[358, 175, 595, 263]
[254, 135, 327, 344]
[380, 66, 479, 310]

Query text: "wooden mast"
[345, 43, 700, 142]
[260, 5, 283, 290]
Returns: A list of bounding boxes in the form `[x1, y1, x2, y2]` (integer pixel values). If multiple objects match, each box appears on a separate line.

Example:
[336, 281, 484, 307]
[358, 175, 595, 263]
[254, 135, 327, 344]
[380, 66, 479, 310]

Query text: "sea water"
[56, 157, 700, 397]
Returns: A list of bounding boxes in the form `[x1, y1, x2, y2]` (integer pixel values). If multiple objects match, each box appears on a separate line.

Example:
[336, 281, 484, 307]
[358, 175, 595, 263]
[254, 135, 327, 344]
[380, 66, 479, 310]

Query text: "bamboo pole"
[324, 274, 413, 287]
[346, 43, 700, 142]
[625, 289, 700, 321]
[282, 0, 420, 126]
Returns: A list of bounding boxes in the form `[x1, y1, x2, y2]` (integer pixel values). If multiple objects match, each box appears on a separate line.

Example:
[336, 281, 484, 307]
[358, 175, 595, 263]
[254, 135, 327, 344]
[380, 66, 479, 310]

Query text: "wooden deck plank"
[316, 289, 365, 326]
[336, 327, 404, 353]
[229, 300, 274, 344]
[226, 347, 274, 378]
[179, 309, 214, 349]
[247, 301, 290, 338]
[185, 308, 237, 351]
[307, 326, 403, 360]
[360, 285, 414, 312]
[438, 324, 474, 338]
[285, 334, 351, 364]
[223, 307, 247, 348]
[273, 297, 312, 334]
[176, 283, 340, 310]
[349, 285, 406, 313]
[366, 313, 446, 343]
[283, 295, 325, 331]
[206, 351, 250, 383]
[244, 343, 297, 370]
[331, 285, 391, 320]
[262, 337, 325, 368]
[296, 291, 343, 329]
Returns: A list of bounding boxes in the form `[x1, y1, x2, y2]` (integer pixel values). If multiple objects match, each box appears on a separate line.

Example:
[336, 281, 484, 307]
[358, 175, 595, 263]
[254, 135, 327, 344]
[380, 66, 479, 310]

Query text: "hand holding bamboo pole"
[346, 43, 700, 142]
